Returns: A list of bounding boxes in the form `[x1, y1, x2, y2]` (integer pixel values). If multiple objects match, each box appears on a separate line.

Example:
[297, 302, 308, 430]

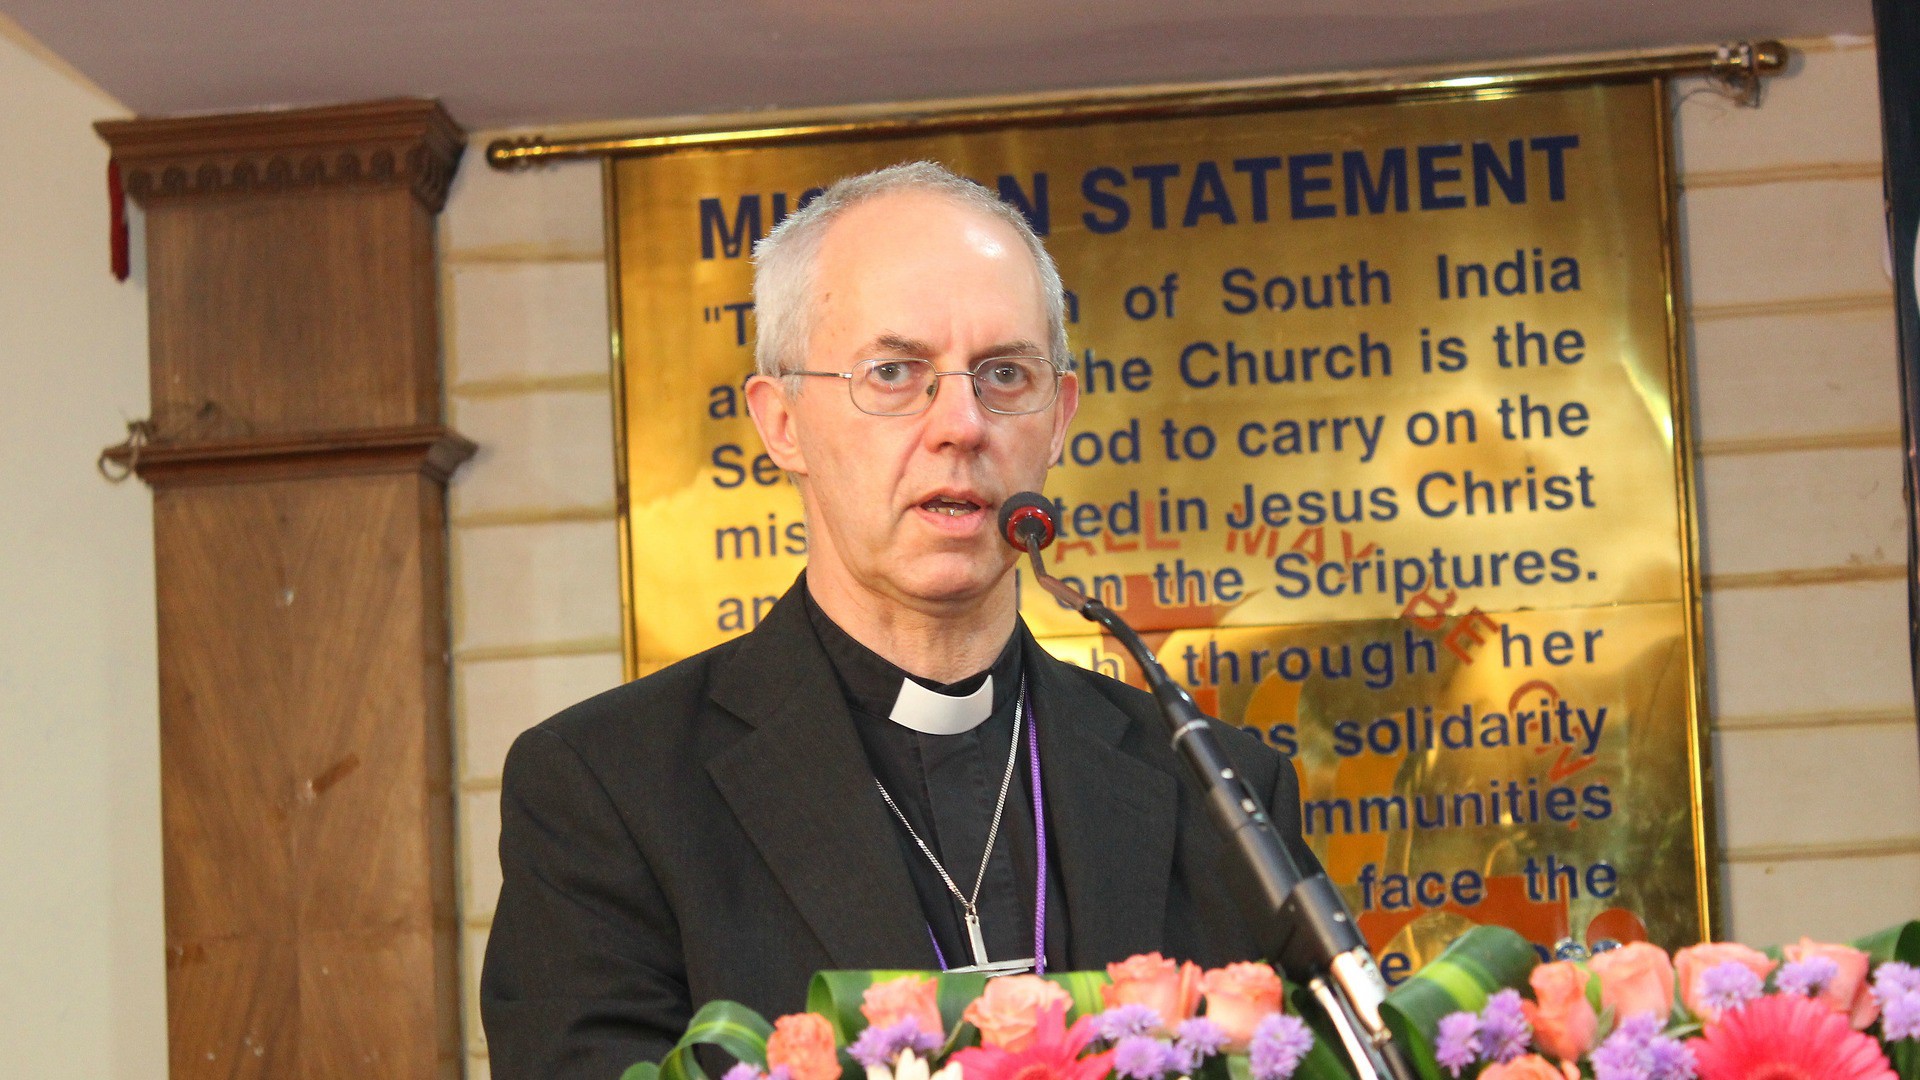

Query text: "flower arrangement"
[1428, 933, 1920, 1080]
[621, 921, 1919, 1080]
[625, 954, 1340, 1080]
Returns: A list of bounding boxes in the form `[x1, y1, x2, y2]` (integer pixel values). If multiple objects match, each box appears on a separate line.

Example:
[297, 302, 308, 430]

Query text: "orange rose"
[1480, 1054, 1579, 1080]
[767, 1013, 841, 1080]
[1520, 961, 1598, 1063]
[1783, 937, 1880, 1030]
[1200, 962, 1284, 1051]
[1589, 942, 1676, 1023]
[961, 975, 1073, 1051]
[1101, 953, 1203, 1033]
[1675, 942, 1776, 1024]
[862, 975, 944, 1039]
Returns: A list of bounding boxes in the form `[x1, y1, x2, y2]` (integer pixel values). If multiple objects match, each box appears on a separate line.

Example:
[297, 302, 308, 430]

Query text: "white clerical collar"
[888, 674, 994, 735]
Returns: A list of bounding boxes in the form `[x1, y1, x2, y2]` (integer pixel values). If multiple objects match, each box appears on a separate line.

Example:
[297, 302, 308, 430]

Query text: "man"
[481, 162, 1317, 1079]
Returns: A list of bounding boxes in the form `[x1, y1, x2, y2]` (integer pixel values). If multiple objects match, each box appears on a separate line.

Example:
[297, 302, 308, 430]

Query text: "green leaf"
[1853, 920, 1920, 966]
[1889, 1037, 1918, 1080]
[807, 970, 884, 1046]
[1040, 970, 1111, 1020]
[621, 1065, 662, 1080]
[650, 1000, 775, 1080]
[1379, 926, 1539, 1080]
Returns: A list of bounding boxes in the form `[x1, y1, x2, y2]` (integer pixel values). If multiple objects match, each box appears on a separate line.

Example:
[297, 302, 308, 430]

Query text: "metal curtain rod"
[486, 40, 1786, 170]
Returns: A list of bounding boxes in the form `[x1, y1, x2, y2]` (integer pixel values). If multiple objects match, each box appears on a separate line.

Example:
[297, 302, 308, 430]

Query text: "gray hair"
[750, 161, 1070, 383]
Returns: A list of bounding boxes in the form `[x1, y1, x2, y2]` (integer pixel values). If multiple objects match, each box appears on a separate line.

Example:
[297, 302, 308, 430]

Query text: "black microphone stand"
[1012, 519, 1420, 1080]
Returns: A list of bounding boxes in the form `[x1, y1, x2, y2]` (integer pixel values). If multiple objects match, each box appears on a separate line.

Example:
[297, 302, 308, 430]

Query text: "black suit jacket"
[480, 584, 1319, 1080]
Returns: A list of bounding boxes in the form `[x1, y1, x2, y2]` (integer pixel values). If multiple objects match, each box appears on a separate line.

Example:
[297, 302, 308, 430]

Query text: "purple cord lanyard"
[926, 683, 1047, 974]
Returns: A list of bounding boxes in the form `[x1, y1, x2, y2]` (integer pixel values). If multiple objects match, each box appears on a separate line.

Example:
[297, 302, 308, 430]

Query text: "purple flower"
[723, 1065, 761, 1080]
[1647, 1039, 1698, 1080]
[1478, 989, 1531, 1063]
[1170, 1018, 1231, 1072]
[848, 1020, 941, 1069]
[1434, 1011, 1481, 1078]
[1775, 955, 1840, 998]
[1248, 1014, 1313, 1080]
[1095, 1004, 1165, 1043]
[1112, 1035, 1176, 1080]
[1698, 961, 1764, 1014]
[1875, 961, 1920, 1041]
[1592, 1014, 1656, 1080]
[768, 1067, 793, 1080]
[1590, 1013, 1696, 1080]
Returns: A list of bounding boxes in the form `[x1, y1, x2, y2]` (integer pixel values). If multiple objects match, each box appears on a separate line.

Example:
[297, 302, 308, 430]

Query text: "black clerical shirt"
[803, 591, 1069, 971]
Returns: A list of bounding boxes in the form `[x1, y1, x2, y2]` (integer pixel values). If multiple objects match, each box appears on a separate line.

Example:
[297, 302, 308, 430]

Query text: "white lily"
[866, 1050, 961, 1080]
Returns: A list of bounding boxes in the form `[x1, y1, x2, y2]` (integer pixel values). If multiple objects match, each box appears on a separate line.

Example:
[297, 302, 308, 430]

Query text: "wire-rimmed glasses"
[786, 356, 1061, 416]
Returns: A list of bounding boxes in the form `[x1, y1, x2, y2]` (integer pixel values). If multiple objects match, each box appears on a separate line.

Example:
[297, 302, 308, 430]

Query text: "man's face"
[746, 190, 1079, 617]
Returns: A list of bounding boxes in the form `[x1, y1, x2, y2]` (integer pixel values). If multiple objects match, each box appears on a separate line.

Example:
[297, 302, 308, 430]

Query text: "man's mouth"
[920, 495, 984, 517]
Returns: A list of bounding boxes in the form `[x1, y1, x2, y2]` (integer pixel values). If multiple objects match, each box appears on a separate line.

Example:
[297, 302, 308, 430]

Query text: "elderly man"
[480, 161, 1317, 1079]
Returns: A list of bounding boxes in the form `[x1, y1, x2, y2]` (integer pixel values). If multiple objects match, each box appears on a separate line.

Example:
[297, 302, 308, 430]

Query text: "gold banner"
[608, 77, 1712, 964]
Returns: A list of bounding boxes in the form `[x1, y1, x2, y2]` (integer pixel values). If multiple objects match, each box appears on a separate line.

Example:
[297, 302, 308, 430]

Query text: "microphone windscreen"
[998, 492, 1056, 551]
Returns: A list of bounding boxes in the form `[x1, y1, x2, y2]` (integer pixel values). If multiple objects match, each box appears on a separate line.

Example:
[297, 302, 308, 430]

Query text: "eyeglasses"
[786, 356, 1061, 417]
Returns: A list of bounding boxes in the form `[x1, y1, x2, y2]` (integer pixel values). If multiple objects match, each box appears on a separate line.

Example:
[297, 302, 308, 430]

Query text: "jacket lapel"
[705, 589, 938, 970]
[1026, 637, 1179, 966]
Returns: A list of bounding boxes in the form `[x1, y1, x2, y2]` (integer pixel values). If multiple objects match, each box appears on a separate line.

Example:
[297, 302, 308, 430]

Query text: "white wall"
[1677, 37, 1920, 941]
[441, 37, 1920, 1079]
[0, 15, 165, 1080]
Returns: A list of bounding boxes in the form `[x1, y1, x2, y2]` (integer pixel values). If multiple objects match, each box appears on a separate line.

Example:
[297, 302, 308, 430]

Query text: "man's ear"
[1047, 369, 1081, 464]
[745, 374, 808, 476]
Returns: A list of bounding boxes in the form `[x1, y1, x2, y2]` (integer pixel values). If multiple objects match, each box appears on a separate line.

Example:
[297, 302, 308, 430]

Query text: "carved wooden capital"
[96, 99, 465, 212]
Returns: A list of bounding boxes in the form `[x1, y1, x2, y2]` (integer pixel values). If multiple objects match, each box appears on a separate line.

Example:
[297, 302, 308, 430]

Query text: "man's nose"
[920, 370, 990, 448]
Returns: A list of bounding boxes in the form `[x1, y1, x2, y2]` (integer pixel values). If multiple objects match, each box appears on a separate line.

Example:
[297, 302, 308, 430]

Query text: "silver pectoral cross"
[965, 908, 989, 966]
[947, 908, 1034, 976]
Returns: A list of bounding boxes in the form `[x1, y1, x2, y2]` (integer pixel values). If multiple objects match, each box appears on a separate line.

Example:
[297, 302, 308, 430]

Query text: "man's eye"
[868, 362, 915, 387]
[984, 362, 1028, 387]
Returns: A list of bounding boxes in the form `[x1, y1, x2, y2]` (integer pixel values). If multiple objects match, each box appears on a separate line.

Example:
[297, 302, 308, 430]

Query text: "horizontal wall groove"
[1725, 837, 1920, 864]
[1695, 430, 1902, 456]
[445, 245, 604, 265]
[1690, 292, 1892, 322]
[1705, 564, 1905, 591]
[1715, 707, 1917, 732]
[452, 504, 619, 528]
[454, 637, 625, 663]
[1681, 161, 1881, 189]
[451, 373, 611, 398]
[462, 776, 503, 794]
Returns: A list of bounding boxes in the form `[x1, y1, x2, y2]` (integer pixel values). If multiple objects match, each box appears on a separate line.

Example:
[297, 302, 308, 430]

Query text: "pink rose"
[1520, 961, 1598, 1063]
[962, 974, 1073, 1051]
[1783, 937, 1880, 1030]
[1589, 942, 1676, 1023]
[767, 1013, 841, 1080]
[1480, 1055, 1579, 1080]
[862, 974, 944, 1040]
[1101, 953, 1203, 1033]
[1675, 942, 1776, 1024]
[1200, 962, 1284, 1051]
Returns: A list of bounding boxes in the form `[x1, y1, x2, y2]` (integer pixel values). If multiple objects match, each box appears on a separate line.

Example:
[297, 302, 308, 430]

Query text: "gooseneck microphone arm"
[998, 493, 1419, 1080]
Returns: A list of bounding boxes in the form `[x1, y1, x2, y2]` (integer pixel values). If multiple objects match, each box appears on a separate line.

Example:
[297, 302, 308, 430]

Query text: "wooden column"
[98, 101, 472, 1079]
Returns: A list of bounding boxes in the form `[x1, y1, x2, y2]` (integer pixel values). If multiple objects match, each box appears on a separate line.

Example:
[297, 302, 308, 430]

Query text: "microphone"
[998, 490, 1417, 1080]
[998, 492, 1056, 552]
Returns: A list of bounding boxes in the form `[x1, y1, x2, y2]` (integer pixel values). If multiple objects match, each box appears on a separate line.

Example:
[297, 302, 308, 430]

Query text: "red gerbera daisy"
[953, 1001, 1115, 1080]
[1691, 992, 1896, 1080]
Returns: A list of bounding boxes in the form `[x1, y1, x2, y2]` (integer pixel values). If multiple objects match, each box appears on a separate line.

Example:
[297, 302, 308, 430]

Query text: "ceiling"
[6, 0, 1877, 133]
